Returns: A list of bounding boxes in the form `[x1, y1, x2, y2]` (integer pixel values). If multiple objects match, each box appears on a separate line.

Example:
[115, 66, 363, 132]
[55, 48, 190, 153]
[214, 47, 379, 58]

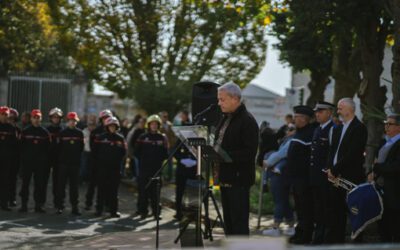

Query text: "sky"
[251, 35, 292, 96]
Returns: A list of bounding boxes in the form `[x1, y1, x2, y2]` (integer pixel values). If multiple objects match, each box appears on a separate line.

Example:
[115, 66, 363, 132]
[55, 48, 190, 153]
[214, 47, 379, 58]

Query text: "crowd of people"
[0, 105, 194, 220]
[258, 99, 400, 244]
[0, 81, 399, 245]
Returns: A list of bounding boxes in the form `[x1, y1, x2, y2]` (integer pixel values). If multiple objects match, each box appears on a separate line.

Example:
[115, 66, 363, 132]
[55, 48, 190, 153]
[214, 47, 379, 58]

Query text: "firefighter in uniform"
[286, 105, 316, 244]
[55, 112, 84, 215]
[134, 115, 168, 219]
[8, 108, 21, 207]
[85, 109, 113, 210]
[309, 101, 335, 244]
[19, 109, 51, 213]
[92, 116, 126, 217]
[45, 107, 64, 207]
[0, 106, 18, 211]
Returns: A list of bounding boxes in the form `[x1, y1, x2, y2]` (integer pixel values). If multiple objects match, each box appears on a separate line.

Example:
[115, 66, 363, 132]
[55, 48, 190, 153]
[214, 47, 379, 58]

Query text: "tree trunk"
[358, 16, 389, 171]
[306, 71, 330, 107]
[331, 37, 362, 103]
[391, 0, 400, 113]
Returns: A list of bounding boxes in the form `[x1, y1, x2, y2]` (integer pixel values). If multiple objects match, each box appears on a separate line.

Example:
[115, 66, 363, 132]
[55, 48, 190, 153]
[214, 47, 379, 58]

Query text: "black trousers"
[324, 185, 347, 244]
[8, 157, 20, 203]
[220, 186, 250, 235]
[137, 175, 159, 215]
[0, 159, 11, 207]
[292, 183, 314, 243]
[311, 184, 329, 244]
[20, 164, 46, 206]
[96, 168, 120, 213]
[175, 165, 196, 215]
[85, 159, 97, 207]
[55, 164, 79, 209]
[379, 206, 400, 242]
[43, 162, 58, 205]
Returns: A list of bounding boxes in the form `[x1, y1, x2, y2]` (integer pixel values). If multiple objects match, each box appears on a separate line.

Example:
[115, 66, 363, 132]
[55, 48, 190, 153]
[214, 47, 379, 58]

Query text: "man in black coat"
[309, 101, 335, 244]
[325, 98, 368, 243]
[214, 82, 259, 235]
[286, 105, 315, 244]
[372, 114, 400, 242]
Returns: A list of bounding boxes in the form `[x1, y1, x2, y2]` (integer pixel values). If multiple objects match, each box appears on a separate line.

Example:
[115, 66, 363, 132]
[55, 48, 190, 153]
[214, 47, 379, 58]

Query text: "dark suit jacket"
[327, 116, 368, 184]
[214, 104, 259, 187]
[373, 139, 400, 210]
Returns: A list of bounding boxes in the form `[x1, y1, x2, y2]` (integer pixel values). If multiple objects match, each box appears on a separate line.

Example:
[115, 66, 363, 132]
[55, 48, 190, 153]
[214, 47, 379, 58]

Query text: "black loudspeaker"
[192, 81, 222, 127]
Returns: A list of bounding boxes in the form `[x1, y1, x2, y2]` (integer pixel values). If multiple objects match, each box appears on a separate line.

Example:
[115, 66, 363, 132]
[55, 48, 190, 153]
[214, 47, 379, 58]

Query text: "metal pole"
[38, 79, 42, 110]
[257, 170, 265, 229]
[196, 145, 202, 246]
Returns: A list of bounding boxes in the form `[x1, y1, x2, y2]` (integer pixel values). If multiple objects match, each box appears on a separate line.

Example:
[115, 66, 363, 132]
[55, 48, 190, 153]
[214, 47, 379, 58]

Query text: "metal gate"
[7, 74, 72, 122]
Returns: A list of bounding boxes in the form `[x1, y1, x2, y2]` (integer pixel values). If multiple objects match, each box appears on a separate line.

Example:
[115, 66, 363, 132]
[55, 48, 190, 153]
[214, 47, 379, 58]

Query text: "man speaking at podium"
[214, 82, 259, 235]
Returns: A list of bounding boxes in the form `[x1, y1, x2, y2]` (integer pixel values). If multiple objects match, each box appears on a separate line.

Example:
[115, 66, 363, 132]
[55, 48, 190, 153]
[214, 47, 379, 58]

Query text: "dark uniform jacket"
[20, 125, 51, 167]
[373, 139, 400, 209]
[57, 127, 84, 165]
[0, 122, 18, 164]
[92, 132, 126, 174]
[309, 121, 334, 186]
[286, 123, 314, 185]
[214, 104, 259, 187]
[47, 124, 63, 166]
[257, 126, 279, 166]
[135, 132, 168, 177]
[327, 117, 367, 184]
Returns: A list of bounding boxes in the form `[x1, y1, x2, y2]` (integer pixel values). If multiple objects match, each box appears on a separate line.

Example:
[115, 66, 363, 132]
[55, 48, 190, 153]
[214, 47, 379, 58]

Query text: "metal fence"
[7, 73, 72, 122]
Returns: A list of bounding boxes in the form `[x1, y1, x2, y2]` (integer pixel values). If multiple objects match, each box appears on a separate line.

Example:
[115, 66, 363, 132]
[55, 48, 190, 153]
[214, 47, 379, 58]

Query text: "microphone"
[193, 104, 218, 124]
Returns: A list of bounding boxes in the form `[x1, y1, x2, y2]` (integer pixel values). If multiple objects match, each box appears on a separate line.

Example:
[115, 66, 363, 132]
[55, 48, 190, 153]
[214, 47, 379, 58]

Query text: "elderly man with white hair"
[214, 82, 259, 236]
[325, 98, 368, 243]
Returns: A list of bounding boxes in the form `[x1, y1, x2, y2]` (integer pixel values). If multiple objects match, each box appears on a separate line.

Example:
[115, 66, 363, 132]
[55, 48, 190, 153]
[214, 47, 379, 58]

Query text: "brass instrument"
[322, 169, 357, 191]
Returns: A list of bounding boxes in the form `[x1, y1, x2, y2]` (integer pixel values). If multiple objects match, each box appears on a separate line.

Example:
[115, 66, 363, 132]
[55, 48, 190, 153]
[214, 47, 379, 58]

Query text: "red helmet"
[99, 109, 112, 119]
[66, 112, 79, 121]
[104, 116, 120, 128]
[49, 107, 63, 117]
[0, 106, 10, 116]
[31, 109, 42, 118]
[9, 108, 19, 117]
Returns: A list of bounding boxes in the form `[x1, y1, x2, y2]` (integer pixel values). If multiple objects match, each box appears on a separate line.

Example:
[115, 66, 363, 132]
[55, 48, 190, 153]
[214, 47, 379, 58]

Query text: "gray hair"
[218, 82, 242, 100]
[338, 97, 356, 112]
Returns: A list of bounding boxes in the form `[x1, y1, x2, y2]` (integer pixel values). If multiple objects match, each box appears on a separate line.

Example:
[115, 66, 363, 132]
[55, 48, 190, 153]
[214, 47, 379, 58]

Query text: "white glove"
[180, 158, 197, 168]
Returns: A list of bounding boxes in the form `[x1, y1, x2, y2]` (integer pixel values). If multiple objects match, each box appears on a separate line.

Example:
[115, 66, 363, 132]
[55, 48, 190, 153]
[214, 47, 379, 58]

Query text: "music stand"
[172, 126, 231, 245]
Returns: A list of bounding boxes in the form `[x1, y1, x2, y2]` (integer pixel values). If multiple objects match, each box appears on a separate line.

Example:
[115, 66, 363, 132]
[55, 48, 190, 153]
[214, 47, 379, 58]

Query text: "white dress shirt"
[333, 117, 354, 166]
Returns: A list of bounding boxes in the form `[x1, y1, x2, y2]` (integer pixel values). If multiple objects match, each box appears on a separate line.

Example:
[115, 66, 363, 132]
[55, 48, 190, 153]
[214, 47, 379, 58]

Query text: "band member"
[309, 101, 335, 244]
[134, 115, 168, 220]
[45, 107, 64, 207]
[7, 108, 21, 207]
[214, 82, 259, 235]
[85, 109, 112, 210]
[92, 116, 126, 217]
[325, 98, 367, 243]
[55, 112, 84, 215]
[286, 105, 315, 244]
[0, 106, 18, 211]
[19, 109, 51, 213]
[372, 114, 400, 242]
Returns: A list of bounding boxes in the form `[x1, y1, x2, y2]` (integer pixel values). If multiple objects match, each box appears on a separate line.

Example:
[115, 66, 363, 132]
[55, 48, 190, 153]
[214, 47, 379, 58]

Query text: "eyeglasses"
[384, 122, 398, 127]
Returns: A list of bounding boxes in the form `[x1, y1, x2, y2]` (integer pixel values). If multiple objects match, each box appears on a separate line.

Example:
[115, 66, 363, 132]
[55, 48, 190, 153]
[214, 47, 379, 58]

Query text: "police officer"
[174, 110, 196, 220]
[0, 106, 18, 211]
[55, 112, 84, 215]
[45, 107, 64, 207]
[134, 115, 168, 219]
[19, 109, 51, 213]
[85, 109, 112, 210]
[286, 105, 315, 244]
[92, 116, 126, 217]
[309, 101, 335, 244]
[8, 108, 21, 207]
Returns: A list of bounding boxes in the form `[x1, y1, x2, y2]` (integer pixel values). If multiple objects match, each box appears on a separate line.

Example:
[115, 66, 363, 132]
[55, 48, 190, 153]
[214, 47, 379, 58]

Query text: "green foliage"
[50, 0, 269, 115]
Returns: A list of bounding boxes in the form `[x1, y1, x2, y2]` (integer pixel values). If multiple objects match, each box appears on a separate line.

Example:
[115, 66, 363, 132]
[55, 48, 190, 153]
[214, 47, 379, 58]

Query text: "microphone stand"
[145, 109, 209, 249]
